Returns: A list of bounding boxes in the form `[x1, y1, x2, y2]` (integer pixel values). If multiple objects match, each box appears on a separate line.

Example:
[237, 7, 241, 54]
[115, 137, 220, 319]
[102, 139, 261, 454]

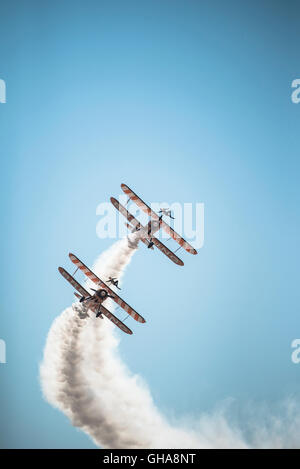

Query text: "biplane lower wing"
[110, 197, 141, 230]
[151, 237, 184, 266]
[58, 267, 89, 298]
[89, 302, 133, 335]
[121, 183, 197, 255]
[69, 253, 145, 324]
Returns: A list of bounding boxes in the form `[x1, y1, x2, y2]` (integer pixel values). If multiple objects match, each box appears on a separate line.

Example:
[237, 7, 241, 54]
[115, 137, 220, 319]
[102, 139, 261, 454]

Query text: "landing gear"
[148, 239, 154, 249]
[80, 295, 93, 303]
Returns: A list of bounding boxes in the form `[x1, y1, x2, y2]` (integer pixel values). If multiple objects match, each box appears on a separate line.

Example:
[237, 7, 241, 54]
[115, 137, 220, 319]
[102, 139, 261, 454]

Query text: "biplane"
[58, 253, 146, 335]
[110, 184, 198, 266]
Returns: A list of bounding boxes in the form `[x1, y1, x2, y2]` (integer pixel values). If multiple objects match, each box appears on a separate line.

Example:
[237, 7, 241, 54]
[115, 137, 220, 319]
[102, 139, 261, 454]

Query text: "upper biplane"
[58, 253, 145, 335]
[110, 184, 198, 266]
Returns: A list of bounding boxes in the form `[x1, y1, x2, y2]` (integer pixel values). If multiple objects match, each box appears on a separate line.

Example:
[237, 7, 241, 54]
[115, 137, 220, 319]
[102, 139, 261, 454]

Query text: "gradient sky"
[0, 0, 299, 448]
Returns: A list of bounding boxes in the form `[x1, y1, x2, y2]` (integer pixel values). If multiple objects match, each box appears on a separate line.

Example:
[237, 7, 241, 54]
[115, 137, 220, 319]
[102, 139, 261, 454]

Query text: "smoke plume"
[40, 238, 300, 449]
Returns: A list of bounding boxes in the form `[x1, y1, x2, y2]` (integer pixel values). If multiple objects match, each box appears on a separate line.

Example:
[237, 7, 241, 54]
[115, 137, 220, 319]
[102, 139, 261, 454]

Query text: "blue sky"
[0, 0, 299, 448]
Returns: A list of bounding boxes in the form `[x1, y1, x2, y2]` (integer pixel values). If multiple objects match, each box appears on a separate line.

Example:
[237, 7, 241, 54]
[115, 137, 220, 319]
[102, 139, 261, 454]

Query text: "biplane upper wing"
[110, 197, 141, 230]
[159, 220, 197, 255]
[151, 236, 184, 266]
[58, 267, 89, 298]
[69, 253, 145, 323]
[121, 183, 197, 255]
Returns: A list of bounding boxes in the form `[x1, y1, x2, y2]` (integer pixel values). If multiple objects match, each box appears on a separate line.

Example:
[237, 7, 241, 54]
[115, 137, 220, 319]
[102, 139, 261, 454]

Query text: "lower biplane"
[110, 184, 198, 266]
[58, 253, 146, 335]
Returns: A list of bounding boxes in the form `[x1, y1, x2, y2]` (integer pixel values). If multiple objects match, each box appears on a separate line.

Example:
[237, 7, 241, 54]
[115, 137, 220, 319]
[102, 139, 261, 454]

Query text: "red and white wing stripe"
[110, 197, 141, 230]
[58, 267, 89, 298]
[121, 183, 155, 218]
[159, 220, 197, 255]
[121, 183, 197, 255]
[151, 237, 184, 266]
[89, 303, 133, 335]
[69, 253, 146, 323]
[69, 253, 100, 284]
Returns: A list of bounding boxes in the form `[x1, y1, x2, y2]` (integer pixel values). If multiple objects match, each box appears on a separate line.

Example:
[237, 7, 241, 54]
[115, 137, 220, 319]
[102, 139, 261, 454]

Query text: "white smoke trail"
[40, 238, 300, 449]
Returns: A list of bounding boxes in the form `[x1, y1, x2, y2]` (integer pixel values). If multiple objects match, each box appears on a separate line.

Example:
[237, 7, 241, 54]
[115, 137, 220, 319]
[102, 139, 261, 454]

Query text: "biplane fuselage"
[82, 288, 110, 305]
[140, 218, 161, 238]
[126, 218, 161, 250]
[130, 218, 161, 236]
